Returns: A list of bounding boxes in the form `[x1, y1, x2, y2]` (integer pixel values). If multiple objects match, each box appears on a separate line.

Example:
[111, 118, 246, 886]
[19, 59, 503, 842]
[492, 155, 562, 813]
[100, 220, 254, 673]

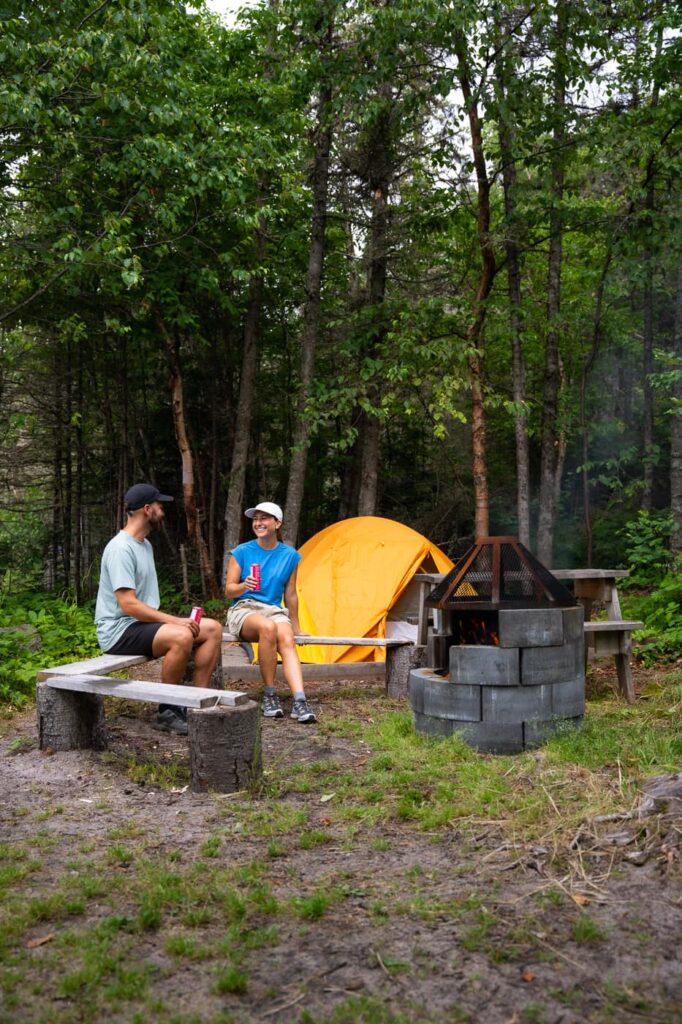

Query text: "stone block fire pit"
[408, 537, 585, 754]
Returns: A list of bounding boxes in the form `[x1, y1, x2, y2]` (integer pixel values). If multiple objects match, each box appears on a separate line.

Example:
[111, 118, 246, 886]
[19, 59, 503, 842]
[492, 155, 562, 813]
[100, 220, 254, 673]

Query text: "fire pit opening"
[409, 536, 585, 755]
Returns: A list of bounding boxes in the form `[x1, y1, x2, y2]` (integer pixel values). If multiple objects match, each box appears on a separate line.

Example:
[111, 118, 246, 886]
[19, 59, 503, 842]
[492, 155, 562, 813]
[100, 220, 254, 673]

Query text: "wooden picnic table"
[549, 568, 630, 622]
[414, 567, 641, 702]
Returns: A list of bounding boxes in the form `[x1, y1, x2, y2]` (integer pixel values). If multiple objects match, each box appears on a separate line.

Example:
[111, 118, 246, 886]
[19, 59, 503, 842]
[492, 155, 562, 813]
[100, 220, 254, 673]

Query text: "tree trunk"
[63, 338, 73, 590]
[283, 66, 333, 545]
[357, 410, 382, 517]
[158, 316, 219, 599]
[455, 34, 497, 539]
[580, 254, 612, 566]
[355, 90, 392, 518]
[641, 192, 656, 511]
[672, 259, 682, 557]
[537, 2, 568, 565]
[222, 227, 266, 577]
[641, 27, 663, 511]
[51, 345, 63, 591]
[495, 48, 530, 547]
[74, 339, 84, 601]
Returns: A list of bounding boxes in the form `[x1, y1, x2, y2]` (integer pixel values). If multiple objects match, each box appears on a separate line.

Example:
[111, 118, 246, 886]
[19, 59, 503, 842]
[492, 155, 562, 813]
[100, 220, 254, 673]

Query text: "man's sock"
[293, 692, 306, 703]
[264, 686, 277, 696]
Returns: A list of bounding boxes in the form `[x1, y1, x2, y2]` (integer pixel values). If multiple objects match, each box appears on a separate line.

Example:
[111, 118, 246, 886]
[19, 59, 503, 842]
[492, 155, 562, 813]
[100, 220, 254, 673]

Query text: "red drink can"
[190, 606, 203, 623]
[250, 564, 261, 592]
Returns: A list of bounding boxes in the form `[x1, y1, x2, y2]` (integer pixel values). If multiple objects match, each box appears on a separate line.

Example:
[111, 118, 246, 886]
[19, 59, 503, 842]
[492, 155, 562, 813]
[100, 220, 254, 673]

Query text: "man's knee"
[205, 619, 222, 645]
[154, 625, 193, 659]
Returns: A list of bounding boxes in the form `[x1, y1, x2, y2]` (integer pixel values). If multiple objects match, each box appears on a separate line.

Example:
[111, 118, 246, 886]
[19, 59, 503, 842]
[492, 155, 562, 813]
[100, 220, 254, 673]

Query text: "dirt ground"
[1, 669, 681, 1024]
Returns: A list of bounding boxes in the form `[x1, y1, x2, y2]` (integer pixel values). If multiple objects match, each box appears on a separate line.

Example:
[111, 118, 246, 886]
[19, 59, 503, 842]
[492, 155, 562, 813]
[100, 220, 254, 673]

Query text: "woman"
[225, 501, 316, 723]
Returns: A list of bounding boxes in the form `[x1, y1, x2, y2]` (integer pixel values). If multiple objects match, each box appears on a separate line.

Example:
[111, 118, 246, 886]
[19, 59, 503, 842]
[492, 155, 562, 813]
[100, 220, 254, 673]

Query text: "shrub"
[620, 510, 674, 588]
[625, 563, 682, 666]
[0, 594, 100, 706]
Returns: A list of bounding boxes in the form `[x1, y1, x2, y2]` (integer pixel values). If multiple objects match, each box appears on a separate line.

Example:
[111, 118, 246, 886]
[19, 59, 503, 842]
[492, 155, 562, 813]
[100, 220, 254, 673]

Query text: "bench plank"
[583, 620, 642, 705]
[38, 654, 149, 681]
[583, 621, 643, 632]
[223, 631, 410, 648]
[42, 674, 249, 708]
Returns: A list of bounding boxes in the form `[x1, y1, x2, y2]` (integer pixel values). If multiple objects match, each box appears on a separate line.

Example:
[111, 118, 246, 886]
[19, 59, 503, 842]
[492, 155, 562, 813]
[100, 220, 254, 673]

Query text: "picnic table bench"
[36, 632, 423, 792]
[551, 570, 642, 703]
[221, 631, 422, 698]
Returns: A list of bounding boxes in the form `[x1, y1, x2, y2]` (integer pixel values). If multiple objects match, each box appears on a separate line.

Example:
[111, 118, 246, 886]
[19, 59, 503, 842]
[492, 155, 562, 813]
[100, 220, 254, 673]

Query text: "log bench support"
[35, 669, 259, 794]
[583, 620, 643, 704]
[188, 703, 261, 793]
[37, 684, 107, 752]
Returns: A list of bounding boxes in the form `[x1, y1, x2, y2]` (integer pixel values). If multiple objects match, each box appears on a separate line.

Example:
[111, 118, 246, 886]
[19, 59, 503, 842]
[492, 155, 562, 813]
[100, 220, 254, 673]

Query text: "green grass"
[2, 667, 681, 1022]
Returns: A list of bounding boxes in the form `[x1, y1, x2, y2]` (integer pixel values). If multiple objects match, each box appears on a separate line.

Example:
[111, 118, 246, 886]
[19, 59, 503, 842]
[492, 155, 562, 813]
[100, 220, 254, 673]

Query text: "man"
[95, 482, 223, 735]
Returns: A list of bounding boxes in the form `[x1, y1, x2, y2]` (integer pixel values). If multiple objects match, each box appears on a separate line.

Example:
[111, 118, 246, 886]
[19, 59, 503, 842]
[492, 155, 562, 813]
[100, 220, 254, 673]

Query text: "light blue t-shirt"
[95, 531, 160, 651]
[231, 540, 301, 608]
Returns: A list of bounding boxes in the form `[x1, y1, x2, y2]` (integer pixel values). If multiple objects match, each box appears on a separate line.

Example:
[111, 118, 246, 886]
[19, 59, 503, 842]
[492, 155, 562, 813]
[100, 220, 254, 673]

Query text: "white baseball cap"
[245, 501, 284, 522]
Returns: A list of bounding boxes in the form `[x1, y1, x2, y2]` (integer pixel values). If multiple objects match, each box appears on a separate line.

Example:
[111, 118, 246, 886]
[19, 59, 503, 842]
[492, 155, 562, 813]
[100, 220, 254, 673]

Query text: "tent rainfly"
[294, 516, 453, 664]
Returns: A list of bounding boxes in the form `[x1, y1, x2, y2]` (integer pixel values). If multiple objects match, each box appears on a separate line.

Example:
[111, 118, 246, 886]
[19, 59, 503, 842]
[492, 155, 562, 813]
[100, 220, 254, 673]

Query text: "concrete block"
[409, 666, 448, 715]
[562, 606, 584, 643]
[453, 720, 524, 755]
[408, 669, 426, 714]
[524, 716, 583, 749]
[423, 679, 482, 722]
[413, 711, 456, 739]
[482, 684, 553, 723]
[427, 633, 452, 669]
[551, 675, 585, 717]
[520, 639, 582, 686]
[498, 608, 564, 648]
[450, 645, 520, 686]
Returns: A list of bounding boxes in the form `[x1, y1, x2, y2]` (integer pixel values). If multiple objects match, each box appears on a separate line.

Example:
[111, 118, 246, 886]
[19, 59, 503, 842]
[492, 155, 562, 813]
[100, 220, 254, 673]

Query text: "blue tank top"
[230, 540, 301, 608]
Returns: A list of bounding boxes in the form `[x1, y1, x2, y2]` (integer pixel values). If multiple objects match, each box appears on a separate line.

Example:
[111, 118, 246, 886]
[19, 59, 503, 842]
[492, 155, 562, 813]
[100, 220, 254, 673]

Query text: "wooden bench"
[583, 620, 643, 704]
[222, 631, 424, 698]
[36, 654, 259, 793]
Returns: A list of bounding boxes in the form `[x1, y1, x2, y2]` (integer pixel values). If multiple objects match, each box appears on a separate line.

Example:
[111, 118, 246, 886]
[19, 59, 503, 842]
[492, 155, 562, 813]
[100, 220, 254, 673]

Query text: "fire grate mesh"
[426, 536, 575, 610]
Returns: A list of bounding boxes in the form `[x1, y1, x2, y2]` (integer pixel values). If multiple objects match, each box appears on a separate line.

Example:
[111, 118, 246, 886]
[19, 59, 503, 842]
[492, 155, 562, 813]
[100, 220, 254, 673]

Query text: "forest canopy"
[1, 0, 680, 599]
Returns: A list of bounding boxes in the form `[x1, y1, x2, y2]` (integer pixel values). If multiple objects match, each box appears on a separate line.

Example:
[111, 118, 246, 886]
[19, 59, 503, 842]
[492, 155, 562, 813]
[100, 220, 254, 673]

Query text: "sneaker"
[290, 698, 317, 724]
[154, 708, 189, 736]
[262, 692, 284, 718]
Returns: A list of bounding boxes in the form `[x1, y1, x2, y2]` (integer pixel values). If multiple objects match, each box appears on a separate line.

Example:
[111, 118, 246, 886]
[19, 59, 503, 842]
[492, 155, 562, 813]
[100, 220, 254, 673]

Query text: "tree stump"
[36, 682, 107, 751]
[187, 701, 261, 793]
[385, 644, 427, 699]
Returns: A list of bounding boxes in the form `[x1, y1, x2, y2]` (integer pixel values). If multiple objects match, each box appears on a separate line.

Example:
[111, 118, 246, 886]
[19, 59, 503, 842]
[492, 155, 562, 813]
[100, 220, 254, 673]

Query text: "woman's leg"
[276, 621, 304, 696]
[239, 614, 279, 686]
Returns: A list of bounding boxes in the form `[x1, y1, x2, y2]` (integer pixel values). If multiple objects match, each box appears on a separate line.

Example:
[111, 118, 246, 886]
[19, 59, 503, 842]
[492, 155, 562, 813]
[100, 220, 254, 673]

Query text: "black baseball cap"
[124, 483, 174, 511]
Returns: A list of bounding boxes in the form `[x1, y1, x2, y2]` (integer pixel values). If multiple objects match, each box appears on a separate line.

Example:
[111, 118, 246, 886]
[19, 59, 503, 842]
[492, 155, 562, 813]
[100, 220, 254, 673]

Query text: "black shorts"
[107, 622, 163, 657]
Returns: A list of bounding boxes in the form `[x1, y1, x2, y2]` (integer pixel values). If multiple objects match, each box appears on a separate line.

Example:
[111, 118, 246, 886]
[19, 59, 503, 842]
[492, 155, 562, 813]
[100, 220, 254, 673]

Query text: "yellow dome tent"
[295, 516, 453, 664]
